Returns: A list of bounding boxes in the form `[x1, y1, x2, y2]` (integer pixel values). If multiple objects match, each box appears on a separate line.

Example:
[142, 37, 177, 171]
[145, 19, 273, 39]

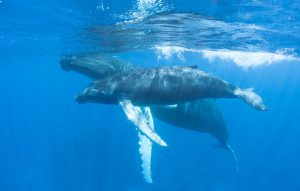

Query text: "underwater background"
[1, 0, 300, 190]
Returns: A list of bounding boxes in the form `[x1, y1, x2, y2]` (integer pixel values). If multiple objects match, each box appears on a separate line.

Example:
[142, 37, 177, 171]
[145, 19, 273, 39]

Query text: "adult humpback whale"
[76, 66, 268, 111]
[61, 54, 244, 182]
[60, 55, 232, 149]
[151, 100, 238, 171]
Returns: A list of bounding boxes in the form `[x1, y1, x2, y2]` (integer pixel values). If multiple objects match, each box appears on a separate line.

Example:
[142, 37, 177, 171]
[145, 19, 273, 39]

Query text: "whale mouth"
[75, 88, 92, 104]
[75, 86, 100, 104]
[75, 92, 86, 104]
[60, 55, 77, 71]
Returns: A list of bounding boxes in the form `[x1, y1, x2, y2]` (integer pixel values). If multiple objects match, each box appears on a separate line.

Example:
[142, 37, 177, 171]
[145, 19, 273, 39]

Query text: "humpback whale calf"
[76, 66, 268, 111]
[60, 54, 136, 79]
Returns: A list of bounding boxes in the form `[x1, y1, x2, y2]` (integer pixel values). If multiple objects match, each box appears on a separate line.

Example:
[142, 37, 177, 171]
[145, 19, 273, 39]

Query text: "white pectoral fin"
[120, 100, 167, 147]
[138, 132, 153, 183]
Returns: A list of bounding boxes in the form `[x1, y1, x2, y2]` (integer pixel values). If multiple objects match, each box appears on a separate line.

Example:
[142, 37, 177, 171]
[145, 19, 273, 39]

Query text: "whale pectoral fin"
[119, 100, 167, 147]
[138, 132, 153, 183]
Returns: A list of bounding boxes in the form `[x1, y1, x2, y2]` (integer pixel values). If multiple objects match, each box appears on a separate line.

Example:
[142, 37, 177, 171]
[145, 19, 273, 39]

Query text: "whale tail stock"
[234, 88, 268, 111]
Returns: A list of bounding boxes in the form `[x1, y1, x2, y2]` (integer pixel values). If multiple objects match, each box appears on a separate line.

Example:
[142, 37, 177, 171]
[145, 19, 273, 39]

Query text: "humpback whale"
[61, 54, 261, 181]
[60, 54, 136, 79]
[60, 55, 233, 148]
[76, 66, 268, 111]
[151, 99, 238, 170]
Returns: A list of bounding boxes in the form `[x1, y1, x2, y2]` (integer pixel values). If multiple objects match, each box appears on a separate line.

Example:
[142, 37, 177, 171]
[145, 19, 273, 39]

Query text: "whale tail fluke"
[234, 88, 268, 111]
[214, 143, 239, 172]
[225, 143, 239, 172]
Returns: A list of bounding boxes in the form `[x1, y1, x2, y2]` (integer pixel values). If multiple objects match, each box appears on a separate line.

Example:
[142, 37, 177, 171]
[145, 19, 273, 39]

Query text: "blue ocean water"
[1, 0, 300, 190]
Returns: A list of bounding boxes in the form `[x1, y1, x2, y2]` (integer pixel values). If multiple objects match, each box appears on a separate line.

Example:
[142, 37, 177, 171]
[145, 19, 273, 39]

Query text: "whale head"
[60, 55, 78, 71]
[75, 82, 118, 105]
